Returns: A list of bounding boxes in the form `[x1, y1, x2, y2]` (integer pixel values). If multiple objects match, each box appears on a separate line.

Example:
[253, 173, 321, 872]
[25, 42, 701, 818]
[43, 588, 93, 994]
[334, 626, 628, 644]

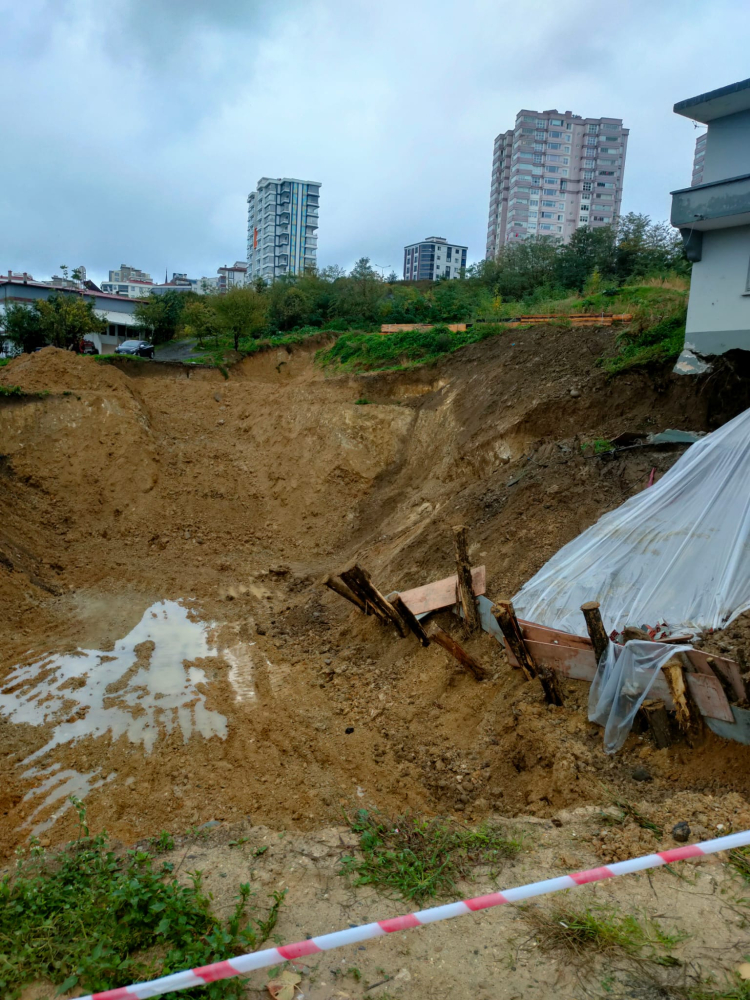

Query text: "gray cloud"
[1, 0, 748, 285]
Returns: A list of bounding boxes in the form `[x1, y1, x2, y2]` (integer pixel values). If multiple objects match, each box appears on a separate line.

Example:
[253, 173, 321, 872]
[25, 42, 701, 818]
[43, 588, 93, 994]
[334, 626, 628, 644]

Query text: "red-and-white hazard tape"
[79, 829, 750, 1000]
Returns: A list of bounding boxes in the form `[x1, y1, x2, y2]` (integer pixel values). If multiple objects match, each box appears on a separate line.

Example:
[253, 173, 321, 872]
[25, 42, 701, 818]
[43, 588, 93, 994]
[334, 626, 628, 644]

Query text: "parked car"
[80, 339, 98, 355]
[115, 340, 155, 359]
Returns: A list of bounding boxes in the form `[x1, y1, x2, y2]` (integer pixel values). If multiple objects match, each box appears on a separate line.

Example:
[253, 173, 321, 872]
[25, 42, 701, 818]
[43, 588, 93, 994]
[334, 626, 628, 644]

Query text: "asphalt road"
[154, 339, 204, 361]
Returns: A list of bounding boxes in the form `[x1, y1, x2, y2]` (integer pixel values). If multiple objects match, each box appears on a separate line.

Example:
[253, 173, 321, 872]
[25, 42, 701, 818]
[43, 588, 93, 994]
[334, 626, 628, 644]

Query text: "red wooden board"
[398, 566, 485, 616]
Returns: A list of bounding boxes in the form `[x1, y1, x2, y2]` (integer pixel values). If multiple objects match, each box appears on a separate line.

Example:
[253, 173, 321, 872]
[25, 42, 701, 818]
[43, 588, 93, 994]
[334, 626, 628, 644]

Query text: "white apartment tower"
[486, 109, 628, 256]
[403, 237, 467, 280]
[247, 177, 321, 281]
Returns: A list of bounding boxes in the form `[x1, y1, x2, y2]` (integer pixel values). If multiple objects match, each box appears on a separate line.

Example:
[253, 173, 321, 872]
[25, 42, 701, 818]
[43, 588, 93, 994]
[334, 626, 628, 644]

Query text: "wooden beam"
[340, 564, 408, 637]
[453, 525, 481, 634]
[493, 600, 564, 706]
[323, 575, 367, 613]
[426, 622, 487, 680]
[392, 595, 431, 647]
[580, 601, 610, 665]
[398, 566, 486, 616]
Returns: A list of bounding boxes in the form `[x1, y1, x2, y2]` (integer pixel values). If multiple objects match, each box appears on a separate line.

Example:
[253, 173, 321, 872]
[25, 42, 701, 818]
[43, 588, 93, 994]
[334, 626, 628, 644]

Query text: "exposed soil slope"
[1, 334, 749, 858]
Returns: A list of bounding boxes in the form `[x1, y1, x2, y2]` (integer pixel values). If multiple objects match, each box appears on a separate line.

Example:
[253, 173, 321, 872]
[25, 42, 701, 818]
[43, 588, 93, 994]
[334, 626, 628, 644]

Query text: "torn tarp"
[589, 640, 692, 753]
[512, 405, 750, 636]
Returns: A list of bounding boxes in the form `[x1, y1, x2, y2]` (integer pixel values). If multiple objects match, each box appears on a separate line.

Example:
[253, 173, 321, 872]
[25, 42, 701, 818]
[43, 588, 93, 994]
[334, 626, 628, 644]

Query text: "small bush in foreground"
[340, 809, 522, 902]
[0, 804, 284, 999]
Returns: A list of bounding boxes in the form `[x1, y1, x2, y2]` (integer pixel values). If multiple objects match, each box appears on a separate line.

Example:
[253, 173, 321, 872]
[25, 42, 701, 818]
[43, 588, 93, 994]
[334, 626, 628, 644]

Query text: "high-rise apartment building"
[247, 177, 321, 282]
[691, 132, 708, 186]
[403, 237, 467, 280]
[485, 109, 628, 256]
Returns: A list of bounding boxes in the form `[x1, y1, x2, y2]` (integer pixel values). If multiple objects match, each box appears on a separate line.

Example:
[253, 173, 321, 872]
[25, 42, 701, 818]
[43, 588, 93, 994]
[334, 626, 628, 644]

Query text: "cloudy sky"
[1, 0, 748, 285]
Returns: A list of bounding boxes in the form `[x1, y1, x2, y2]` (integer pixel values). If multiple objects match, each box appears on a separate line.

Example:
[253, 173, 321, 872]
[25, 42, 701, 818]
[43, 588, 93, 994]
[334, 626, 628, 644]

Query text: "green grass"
[691, 976, 750, 999]
[317, 323, 507, 373]
[96, 353, 149, 366]
[727, 847, 750, 881]
[0, 801, 284, 999]
[523, 900, 684, 959]
[603, 310, 687, 375]
[0, 357, 12, 367]
[0, 384, 51, 398]
[339, 810, 522, 903]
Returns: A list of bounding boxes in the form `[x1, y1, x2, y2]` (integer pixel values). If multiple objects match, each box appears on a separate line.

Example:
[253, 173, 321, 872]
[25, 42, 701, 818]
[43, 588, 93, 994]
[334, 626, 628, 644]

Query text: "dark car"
[115, 340, 155, 359]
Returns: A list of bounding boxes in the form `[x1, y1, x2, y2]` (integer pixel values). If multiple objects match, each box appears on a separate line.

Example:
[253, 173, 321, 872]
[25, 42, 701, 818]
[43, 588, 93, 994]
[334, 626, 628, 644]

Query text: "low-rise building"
[670, 77, 750, 363]
[403, 237, 467, 281]
[100, 278, 155, 298]
[0, 272, 144, 353]
[217, 261, 247, 292]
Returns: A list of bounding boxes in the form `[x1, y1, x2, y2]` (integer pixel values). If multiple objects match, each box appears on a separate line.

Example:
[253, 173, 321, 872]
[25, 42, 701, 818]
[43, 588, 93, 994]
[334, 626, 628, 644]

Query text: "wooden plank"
[518, 620, 592, 650]
[685, 649, 746, 702]
[685, 673, 734, 723]
[398, 566, 485, 616]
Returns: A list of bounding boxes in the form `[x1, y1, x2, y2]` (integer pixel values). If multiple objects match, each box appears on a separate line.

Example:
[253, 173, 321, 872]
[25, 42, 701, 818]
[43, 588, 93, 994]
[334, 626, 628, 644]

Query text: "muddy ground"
[3, 333, 750, 997]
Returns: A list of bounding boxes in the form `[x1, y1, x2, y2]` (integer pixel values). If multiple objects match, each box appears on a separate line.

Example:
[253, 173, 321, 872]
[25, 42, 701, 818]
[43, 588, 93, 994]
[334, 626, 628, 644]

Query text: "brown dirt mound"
[0, 346, 130, 394]
[1, 332, 750, 857]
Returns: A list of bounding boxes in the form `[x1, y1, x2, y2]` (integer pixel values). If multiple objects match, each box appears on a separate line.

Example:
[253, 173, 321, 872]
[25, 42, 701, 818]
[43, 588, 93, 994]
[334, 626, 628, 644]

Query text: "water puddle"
[0, 599, 260, 831]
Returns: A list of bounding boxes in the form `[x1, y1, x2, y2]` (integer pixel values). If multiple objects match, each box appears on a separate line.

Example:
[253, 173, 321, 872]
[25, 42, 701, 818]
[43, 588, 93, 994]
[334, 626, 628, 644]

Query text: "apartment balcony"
[671, 172, 750, 230]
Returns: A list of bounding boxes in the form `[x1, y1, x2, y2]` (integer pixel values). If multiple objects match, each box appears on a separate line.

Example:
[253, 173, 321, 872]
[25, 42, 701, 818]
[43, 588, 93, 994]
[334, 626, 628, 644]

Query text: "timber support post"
[663, 656, 702, 734]
[492, 599, 564, 706]
[581, 601, 610, 666]
[323, 575, 367, 614]
[392, 595, 431, 647]
[425, 622, 487, 680]
[453, 525, 481, 634]
[340, 564, 408, 637]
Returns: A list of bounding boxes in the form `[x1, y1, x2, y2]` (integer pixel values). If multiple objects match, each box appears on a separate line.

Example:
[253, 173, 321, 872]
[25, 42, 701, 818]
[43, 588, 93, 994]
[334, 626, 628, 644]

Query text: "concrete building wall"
[701, 109, 750, 184]
[685, 225, 750, 354]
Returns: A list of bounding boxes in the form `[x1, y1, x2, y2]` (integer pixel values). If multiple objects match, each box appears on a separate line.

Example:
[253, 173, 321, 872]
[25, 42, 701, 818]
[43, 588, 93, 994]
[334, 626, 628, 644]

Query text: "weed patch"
[339, 810, 522, 902]
[727, 847, 750, 881]
[522, 901, 684, 961]
[603, 310, 686, 375]
[0, 804, 284, 999]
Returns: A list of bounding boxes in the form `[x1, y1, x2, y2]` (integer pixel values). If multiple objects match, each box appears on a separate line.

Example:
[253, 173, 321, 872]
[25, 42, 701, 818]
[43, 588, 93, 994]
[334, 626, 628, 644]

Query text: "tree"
[213, 286, 268, 350]
[181, 298, 220, 348]
[3, 293, 106, 352]
[2, 302, 47, 354]
[134, 291, 189, 344]
[34, 293, 107, 349]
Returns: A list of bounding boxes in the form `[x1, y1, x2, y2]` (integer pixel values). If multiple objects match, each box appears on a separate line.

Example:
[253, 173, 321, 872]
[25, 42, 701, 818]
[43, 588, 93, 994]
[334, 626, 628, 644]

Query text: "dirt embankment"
[1, 336, 750, 858]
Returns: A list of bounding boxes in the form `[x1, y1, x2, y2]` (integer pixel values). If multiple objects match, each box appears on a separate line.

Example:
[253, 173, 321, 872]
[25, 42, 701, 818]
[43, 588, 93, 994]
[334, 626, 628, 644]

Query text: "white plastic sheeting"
[588, 640, 693, 753]
[512, 407, 750, 636]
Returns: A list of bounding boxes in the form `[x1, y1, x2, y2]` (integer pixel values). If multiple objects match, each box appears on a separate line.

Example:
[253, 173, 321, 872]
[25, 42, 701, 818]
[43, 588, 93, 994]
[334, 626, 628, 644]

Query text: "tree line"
[2, 214, 687, 353]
